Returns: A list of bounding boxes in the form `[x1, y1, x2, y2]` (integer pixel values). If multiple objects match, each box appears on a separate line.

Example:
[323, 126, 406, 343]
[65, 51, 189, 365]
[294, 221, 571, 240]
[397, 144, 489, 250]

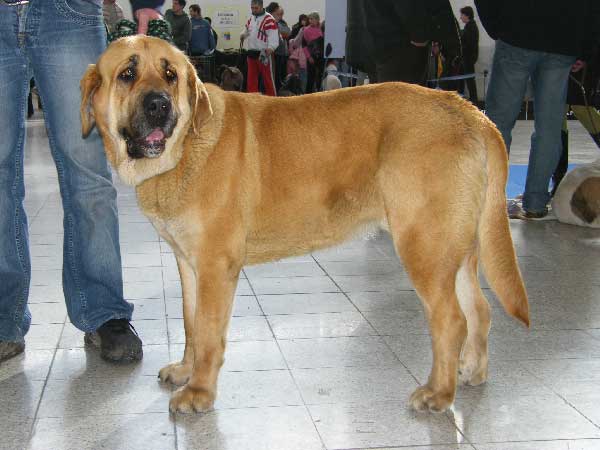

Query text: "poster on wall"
[215, 10, 239, 28]
[204, 5, 248, 50]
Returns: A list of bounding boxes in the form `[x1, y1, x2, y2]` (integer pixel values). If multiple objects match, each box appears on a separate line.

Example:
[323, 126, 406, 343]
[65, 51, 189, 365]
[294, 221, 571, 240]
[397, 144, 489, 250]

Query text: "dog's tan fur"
[81, 36, 529, 414]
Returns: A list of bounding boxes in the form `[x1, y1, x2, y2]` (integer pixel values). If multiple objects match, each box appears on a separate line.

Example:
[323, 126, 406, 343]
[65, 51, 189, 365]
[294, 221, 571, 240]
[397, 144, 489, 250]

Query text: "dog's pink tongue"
[146, 128, 164, 143]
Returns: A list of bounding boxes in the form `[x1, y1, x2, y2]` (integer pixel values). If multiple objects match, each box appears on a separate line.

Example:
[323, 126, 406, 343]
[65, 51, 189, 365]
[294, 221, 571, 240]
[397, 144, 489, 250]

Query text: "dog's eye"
[119, 67, 136, 82]
[165, 69, 177, 83]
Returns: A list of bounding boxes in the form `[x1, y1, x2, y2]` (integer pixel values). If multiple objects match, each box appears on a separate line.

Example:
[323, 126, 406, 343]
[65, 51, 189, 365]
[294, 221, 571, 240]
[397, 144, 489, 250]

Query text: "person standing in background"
[103, 0, 125, 33]
[266, 2, 291, 90]
[165, 0, 192, 52]
[204, 17, 219, 48]
[476, 0, 600, 219]
[241, 0, 279, 96]
[458, 6, 479, 104]
[189, 5, 216, 56]
[302, 11, 324, 94]
[289, 14, 308, 41]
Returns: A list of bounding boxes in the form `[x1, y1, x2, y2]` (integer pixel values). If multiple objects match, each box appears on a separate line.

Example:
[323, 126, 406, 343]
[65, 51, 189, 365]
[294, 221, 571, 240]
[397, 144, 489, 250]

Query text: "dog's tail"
[478, 126, 530, 326]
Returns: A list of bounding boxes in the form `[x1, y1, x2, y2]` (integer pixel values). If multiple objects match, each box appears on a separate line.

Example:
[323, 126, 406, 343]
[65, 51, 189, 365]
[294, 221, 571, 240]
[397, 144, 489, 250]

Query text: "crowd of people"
[103, 0, 218, 55]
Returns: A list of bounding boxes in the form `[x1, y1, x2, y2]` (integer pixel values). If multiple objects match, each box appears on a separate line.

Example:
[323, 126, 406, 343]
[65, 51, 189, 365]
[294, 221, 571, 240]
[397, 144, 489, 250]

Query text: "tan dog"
[80, 36, 529, 414]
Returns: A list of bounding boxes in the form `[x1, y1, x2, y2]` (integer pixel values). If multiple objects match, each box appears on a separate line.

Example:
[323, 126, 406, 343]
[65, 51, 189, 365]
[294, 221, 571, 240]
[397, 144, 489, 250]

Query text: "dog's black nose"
[143, 92, 171, 125]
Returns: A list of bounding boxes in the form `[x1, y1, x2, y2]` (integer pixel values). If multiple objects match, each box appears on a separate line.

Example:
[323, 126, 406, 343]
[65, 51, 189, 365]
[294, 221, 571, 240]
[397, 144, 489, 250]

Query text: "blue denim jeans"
[0, 0, 133, 342]
[485, 40, 576, 213]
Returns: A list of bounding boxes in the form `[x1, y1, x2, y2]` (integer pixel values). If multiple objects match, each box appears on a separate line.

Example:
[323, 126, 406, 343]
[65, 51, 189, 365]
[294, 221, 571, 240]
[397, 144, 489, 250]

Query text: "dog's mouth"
[121, 127, 167, 159]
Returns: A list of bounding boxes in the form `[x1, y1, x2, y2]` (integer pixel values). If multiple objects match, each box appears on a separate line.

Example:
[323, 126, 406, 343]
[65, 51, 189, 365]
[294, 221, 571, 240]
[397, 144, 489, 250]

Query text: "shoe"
[85, 319, 143, 363]
[0, 341, 25, 364]
[507, 199, 550, 220]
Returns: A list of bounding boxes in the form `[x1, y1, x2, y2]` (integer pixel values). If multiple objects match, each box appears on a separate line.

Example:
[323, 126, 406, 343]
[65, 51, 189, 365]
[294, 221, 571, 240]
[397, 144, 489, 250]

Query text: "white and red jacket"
[241, 11, 279, 51]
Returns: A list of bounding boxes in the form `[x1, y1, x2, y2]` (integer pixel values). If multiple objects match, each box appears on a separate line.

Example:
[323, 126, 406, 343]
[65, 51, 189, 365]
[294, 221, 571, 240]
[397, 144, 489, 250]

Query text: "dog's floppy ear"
[80, 64, 101, 138]
[187, 61, 213, 135]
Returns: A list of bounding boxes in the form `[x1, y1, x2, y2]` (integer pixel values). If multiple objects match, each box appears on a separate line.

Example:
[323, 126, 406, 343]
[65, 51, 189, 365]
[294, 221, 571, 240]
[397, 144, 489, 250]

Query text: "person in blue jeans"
[0, 0, 142, 363]
[475, 0, 600, 219]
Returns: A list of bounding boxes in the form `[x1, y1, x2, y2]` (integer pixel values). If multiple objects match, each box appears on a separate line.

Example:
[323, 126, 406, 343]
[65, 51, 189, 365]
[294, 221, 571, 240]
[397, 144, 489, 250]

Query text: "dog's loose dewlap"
[81, 35, 529, 414]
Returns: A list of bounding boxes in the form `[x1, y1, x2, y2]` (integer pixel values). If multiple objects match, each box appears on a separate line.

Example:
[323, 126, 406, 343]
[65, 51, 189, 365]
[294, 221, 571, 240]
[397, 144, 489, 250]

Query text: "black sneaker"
[84, 319, 143, 363]
[0, 341, 25, 364]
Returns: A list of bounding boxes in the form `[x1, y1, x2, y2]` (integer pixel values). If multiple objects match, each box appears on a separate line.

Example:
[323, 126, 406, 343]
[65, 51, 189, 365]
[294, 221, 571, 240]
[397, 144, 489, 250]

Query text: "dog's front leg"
[168, 252, 242, 413]
[159, 255, 196, 386]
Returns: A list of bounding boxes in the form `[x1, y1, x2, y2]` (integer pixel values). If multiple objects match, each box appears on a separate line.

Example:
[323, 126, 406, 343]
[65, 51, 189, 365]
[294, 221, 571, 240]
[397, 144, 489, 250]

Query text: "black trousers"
[306, 58, 324, 94]
[459, 61, 478, 103]
[274, 54, 288, 90]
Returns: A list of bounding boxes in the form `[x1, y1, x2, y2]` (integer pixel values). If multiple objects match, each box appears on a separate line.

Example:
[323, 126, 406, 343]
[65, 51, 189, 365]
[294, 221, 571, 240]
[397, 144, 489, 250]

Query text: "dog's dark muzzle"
[122, 91, 177, 159]
[143, 92, 171, 128]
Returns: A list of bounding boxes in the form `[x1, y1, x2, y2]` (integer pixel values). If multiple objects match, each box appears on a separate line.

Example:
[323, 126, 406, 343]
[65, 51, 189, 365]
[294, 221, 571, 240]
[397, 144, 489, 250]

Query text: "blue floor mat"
[507, 164, 577, 199]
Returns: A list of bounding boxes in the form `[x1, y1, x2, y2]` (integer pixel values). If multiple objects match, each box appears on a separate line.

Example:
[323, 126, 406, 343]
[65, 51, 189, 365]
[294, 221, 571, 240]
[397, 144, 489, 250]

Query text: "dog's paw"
[458, 358, 488, 386]
[169, 385, 215, 414]
[409, 386, 454, 413]
[158, 362, 192, 386]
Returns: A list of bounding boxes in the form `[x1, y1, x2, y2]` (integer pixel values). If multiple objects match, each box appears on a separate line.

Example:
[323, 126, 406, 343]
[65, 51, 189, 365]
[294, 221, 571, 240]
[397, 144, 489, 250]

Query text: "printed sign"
[215, 10, 239, 28]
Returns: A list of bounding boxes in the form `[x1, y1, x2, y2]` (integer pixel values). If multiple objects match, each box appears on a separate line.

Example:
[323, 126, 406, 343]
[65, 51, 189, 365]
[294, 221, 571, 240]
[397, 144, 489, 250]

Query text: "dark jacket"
[165, 10, 192, 52]
[345, 0, 377, 74]
[475, 0, 600, 60]
[190, 17, 215, 55]
[363, 0, 459, 62]
[461, 20, 479, 66]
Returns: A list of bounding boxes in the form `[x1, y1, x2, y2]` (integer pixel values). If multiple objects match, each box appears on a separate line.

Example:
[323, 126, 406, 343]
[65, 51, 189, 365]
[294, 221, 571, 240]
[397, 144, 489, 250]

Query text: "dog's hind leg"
[456, 252, 491, 386]
[159, 255, 196, 386]
[392, 222, 468, 413]
[381, 167, 480, 412]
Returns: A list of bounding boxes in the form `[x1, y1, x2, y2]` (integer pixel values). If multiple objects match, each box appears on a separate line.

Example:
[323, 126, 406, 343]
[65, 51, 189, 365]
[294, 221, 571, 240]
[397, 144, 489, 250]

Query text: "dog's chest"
[143, 208, 198, 260]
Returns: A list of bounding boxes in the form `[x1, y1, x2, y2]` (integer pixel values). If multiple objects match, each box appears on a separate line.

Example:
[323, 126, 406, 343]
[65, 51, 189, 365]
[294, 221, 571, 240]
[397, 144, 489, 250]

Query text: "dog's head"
[80, 35, 213, 185]
[218, 65, 244, 92]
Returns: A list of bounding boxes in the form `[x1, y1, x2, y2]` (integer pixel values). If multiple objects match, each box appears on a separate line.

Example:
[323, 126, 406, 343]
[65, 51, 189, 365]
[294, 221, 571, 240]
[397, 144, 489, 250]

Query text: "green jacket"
[165, 10, 192, 52]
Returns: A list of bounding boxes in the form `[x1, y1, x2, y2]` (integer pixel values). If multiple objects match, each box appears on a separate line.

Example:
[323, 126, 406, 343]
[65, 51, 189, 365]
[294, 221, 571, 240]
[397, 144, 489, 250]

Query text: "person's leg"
[0, 5, 32, 349]
[246, 57, 259, 93]
[299, 68, 307, 93]
[485, 40, 534, 152]
[29, 1, 134, 332]
[458, 61, 467, 95]
[551, 107, 570, 197]
[258, 55, 277, 96]
[464, 62, 478, 103]
[523, 52, 575, 213]
[306, 60, 316, 94]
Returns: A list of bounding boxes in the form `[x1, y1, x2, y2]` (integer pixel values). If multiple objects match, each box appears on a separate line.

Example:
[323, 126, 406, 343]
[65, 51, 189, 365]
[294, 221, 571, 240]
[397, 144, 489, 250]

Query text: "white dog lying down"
[551, 158, 600, 228]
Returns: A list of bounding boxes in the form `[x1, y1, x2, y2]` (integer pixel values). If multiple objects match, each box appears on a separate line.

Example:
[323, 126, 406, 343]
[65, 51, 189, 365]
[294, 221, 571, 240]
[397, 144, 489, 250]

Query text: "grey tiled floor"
[2, 117, 600, 450]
